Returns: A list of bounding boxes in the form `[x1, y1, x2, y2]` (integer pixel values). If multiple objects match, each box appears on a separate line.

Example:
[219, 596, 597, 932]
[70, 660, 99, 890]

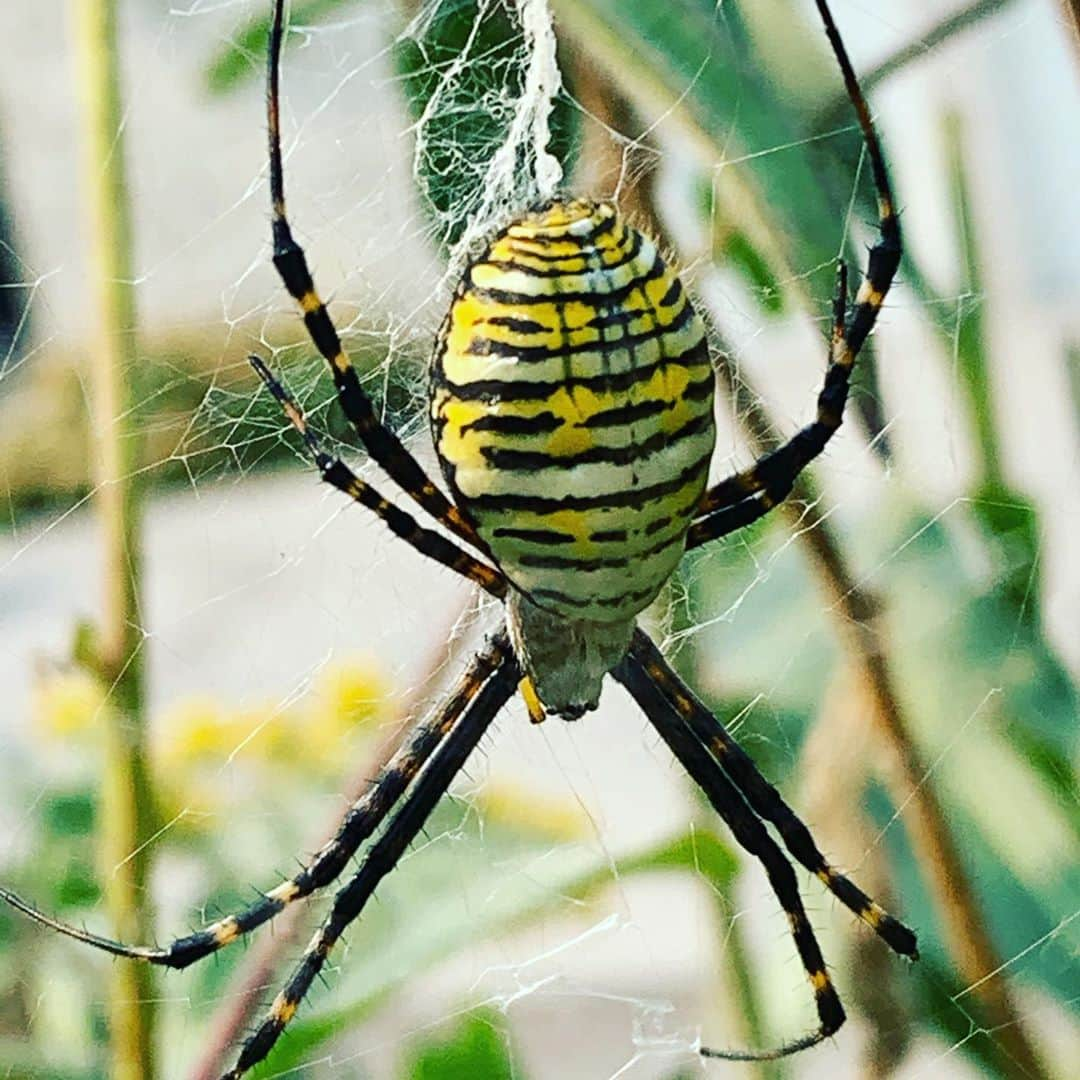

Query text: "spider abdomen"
[431, 199, 715, 625]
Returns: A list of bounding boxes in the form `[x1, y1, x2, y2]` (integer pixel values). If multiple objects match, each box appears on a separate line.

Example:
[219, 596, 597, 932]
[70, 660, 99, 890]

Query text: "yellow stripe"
[432, 198, 714, 623]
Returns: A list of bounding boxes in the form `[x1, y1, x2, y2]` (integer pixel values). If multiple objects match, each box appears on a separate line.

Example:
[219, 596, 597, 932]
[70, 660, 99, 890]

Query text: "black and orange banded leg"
[687, 263, 851, 550]
[615, 649, 844, 1060]
[265, 0, 480, 552]
[690, 0, 901, 551]
[221, 647, 522, 1080]
[250, 356, 507, 599]
[0, 634, 512, 970]
[629, 630, 917, 959]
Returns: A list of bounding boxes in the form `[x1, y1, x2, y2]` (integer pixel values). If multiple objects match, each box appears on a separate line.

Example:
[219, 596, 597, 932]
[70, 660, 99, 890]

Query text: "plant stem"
[72, 2, 156, 1077]
[942, 110, 1003, 489]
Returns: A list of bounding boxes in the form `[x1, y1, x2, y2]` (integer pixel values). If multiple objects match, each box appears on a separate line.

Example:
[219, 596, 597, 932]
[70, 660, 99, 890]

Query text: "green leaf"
[42, 791, 95, 837]
[394, 0, 577, 250]
[204, 0, 361, 95]
[402, 1009, 519, 1080]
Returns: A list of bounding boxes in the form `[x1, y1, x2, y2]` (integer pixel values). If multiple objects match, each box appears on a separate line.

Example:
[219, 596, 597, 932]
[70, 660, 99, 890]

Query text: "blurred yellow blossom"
[32, 667, 106, 739]
[478, 782, 589, 843]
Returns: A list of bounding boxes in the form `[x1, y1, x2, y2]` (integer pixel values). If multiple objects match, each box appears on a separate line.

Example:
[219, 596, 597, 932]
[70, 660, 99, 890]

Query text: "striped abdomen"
[431, 199, 715, 625]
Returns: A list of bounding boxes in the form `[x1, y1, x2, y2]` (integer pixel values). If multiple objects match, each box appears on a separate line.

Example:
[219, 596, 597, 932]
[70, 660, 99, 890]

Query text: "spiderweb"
[0, 1, 1078, 1078]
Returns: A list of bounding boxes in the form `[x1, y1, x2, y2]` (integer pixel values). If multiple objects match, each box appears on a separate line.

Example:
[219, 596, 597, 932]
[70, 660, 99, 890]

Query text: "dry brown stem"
[719, 364, 1049, 1079]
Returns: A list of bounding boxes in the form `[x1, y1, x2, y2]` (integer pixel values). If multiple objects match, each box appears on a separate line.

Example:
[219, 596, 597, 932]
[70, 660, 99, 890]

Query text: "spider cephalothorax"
[0, 2, 917, 1076]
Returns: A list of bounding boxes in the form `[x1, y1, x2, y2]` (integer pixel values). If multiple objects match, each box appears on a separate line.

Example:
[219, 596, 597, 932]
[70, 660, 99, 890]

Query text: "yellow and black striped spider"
[1, 1, 917, 1075]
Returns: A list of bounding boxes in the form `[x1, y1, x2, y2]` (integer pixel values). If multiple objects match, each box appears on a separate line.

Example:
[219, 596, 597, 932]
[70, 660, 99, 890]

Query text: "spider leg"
[250, 356, 507, 599]
[220, 646, 522, 1080]
[615, 650, 843, 1060]
[687, 263, 849, 550]
[264, 0, 480, 551]
[690, 0, 901, 551]
[0, 634, 512, 969]
[629, 630, 917, 958]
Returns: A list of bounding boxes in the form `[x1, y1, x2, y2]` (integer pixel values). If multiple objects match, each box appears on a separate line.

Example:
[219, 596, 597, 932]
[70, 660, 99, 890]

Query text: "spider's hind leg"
[630, 629, 917, 960]
[615, 648, 844, 1060]
[223, 640, 522, 1079]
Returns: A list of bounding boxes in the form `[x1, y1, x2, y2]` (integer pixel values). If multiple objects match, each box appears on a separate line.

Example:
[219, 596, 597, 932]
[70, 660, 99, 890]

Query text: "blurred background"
[0, 1, 1077, 1078]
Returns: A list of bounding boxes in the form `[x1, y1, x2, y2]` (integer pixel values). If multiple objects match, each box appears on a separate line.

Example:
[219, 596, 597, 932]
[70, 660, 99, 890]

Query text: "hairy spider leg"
[0, 635, 511, 968]
[615, 650, 843, 1060]
[687, 263, 851, 548]
[265, 0, 480, 551]
[630, 630, 917, 958]
[250, 356, 507, 598]
[688, 0, 902, 546]
[221, 648, 522, 1080]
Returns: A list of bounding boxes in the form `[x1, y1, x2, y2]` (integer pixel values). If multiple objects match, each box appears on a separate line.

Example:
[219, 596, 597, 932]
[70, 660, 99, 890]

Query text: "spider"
[2, 0, 917, 1075]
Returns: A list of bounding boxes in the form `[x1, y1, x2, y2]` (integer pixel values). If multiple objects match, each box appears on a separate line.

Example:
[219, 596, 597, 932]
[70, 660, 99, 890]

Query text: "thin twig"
[1062, 0, 1080, 59]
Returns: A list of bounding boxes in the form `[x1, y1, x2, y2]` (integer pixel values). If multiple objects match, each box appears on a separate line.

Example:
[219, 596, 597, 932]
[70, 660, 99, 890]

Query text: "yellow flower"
[478, 782, 588, 842]
[33, 669, 105, 740]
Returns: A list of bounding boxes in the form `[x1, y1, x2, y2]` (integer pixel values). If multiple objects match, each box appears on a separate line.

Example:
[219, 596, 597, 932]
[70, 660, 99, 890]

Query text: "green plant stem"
[72, 2, 156, 1078]
[942, 110, 1003, 488]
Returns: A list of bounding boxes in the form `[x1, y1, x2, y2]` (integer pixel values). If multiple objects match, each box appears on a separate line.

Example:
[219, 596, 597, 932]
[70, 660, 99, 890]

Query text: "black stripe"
[468, 451, 712, 514]
[480, 411, 713, 472]
[530, 581, 659, 610]
[465, 300, 696, 363]
[504, 229, 633, 265]
[465, 247, 667, 308]
[491, 526, 575, 546]
[659, 277, 682, 308]
[579, 373, 714, 428]
[461, 411, 563, 436]
[590, 528, 628, 543]
[682, 374, 716, 401]
[585, 306, 652, 332]
[436, 339, 709, 403]
[512, 208, 620, 246]
[484, 316, 551, 335]
[517, 529, 684, 572]
[582, 398, 670, 429]
[478, 229, 644, 281]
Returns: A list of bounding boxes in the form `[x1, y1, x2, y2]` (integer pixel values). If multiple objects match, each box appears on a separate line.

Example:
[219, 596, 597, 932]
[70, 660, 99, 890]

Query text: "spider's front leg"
[686, 260, 851, 549]
[689, 0, 902, 553]
[0, 636, 511, 971]
[264, 0, 480, 552]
